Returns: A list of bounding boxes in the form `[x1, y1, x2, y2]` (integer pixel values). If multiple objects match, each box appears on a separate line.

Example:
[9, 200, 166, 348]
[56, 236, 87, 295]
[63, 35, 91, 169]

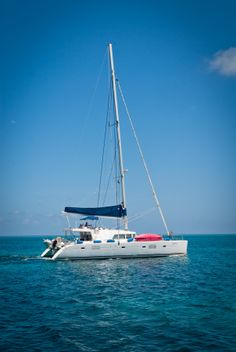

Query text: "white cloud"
[209, 47, 236, 77]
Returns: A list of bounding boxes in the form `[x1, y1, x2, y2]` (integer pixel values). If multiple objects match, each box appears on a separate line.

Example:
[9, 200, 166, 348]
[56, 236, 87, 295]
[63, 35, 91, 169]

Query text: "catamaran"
[41, 44, 188, 260]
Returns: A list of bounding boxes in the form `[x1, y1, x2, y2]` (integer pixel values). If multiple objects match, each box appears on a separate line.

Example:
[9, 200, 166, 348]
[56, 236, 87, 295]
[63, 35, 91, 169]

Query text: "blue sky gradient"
[1, 0, 236, 235]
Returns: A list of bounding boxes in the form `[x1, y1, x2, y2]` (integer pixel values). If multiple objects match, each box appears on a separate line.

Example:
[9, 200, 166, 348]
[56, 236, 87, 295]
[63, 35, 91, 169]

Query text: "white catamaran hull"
[42, 240, 188, 260]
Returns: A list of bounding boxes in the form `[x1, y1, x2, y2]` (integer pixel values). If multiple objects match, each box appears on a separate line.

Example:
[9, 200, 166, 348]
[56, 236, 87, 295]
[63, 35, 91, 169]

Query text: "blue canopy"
[64, 204, 127, 218]
[80, 216, 99, 221]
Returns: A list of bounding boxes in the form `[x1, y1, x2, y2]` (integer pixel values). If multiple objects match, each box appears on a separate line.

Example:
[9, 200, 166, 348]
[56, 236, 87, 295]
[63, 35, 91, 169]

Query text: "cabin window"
[79, 232, 92, 241]
[149, 244, 156, 249]
[113, 234, 125, 240]
[113, 234, 134, 240]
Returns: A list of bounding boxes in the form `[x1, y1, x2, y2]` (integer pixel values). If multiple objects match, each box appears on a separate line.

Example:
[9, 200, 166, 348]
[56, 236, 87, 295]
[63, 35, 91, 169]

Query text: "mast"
[108, 43, 128, 230]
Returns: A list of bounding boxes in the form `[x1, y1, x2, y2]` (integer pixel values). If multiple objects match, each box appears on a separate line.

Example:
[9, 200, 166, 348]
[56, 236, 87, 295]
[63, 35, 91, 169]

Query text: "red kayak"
[135, 233, 163, 242]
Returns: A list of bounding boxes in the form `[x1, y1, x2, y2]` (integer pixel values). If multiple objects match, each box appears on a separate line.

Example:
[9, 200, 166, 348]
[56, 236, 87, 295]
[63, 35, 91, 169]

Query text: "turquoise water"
[0, 235, 235, 351]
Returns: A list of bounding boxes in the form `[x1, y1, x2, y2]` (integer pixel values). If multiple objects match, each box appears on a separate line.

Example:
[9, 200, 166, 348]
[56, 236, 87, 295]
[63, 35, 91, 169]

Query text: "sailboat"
[41, 44, 188, 260]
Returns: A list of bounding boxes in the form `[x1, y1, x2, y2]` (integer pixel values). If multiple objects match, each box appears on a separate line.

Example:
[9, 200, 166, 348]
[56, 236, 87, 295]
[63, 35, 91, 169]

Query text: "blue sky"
[1, 0, 235, 235]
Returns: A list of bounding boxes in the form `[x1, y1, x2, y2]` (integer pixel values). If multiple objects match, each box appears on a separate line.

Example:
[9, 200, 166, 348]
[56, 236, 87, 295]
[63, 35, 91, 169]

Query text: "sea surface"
[0, 235, 235, 352]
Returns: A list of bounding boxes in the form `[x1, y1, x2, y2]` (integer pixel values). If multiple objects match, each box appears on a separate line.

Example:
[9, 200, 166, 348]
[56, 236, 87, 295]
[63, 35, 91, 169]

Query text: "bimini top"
[64, 204, 127, 218]
[135, 234, 163, 241]
[80, 216, 99, 221]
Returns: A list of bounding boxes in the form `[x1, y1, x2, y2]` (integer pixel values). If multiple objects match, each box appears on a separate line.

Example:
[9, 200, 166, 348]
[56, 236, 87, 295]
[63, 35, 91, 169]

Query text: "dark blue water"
[0, 235, 235, 352]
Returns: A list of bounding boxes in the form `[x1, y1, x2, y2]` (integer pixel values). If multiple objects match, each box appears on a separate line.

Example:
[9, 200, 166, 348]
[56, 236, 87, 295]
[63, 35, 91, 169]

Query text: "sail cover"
[64, 204, 127, 218]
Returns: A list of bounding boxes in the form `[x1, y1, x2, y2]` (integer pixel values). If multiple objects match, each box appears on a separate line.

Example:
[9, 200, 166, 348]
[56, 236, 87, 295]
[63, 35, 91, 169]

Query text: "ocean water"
[0, 235, 235, 352]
